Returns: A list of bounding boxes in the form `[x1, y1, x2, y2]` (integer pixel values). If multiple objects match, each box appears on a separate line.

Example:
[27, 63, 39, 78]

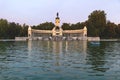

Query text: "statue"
[57, 12, 59, 17]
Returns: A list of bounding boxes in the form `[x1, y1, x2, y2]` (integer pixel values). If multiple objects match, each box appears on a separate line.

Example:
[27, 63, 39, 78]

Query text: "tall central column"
[55, 12, 60, 27]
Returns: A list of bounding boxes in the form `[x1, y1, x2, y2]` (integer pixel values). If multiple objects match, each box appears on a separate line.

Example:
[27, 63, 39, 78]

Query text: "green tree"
[7, 22, 21, 39]
[0, 19, 9, 39]
[33, 22, 55, 30]
[62, 22, 85, 30]
[61, 23, 70, 30]
[20, 23, 28, 37]
[115, 24, 120, 38]
[87, 10, 106, 37]
[103, 21, 117, 38]
[71, 22, 84, 30]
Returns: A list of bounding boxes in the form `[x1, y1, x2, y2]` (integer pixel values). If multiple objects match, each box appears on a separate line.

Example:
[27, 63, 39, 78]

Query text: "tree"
[62, 22, 85, 30]
[0, 19, 9, 38]
[61, 23, 70, 30]
[33, 22, 55, 30]
[71, 22, 84, 30]
[102, 21, 117, 38]
[20, 23, 28, 37]
[115, 24, 120, 38]
[87, 10, 106, 37]
[7, 22, 21, 39]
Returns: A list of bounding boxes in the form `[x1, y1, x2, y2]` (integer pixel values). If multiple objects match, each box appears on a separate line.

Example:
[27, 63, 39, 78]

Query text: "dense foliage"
[32, 22, 55, 30]
[0, 19, 29, 39]
[61, 22, 85, 30]
[87, 10, 106, 37]
[0, 10, 120, 39]
[62, 10, 120, 38]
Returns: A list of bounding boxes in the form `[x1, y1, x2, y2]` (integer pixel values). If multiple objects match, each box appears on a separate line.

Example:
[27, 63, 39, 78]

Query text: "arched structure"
[28, 13, 87, 40]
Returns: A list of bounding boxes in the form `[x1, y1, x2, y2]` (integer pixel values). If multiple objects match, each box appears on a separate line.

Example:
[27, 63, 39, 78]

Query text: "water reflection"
[28, 40, 32, 52]
[52, 41, 62, 54]
[27, 41, 87, 54]
[27, 41, 88, 71]
[87, 41, 120, 77]
[87, 42, 107, 73]
[0, 41, 120, 80]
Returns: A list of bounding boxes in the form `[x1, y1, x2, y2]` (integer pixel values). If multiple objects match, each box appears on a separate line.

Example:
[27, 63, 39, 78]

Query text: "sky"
[0, 0, 120, 26]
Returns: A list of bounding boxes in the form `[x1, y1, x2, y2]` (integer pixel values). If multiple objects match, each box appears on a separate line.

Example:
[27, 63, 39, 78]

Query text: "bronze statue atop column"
[57, 12, 59, 17]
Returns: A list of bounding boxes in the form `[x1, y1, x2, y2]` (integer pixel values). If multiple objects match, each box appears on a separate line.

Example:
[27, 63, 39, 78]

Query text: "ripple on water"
[0, 41, 120, 80]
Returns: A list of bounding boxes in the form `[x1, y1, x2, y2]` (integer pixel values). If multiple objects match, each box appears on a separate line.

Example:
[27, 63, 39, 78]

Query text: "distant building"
[28, 13, 87, 40]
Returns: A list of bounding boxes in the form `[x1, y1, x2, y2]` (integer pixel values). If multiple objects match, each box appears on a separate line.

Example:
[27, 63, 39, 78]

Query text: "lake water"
[0, 41, 120, 80]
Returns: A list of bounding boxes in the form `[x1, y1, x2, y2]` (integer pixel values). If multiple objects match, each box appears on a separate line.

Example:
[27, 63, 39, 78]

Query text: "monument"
[15, 13, 89, 41]
[27, 13, 87, 40]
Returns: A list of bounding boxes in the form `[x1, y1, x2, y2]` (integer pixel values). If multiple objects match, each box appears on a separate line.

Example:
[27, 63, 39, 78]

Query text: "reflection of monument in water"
[27, 41, 87, 65]
[52, 41, 62, 54]
[28, 41, 87, 54]
[27, 13, 87, 41]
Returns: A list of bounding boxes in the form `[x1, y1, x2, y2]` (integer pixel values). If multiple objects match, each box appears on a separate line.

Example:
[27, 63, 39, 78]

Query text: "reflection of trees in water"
[0, 41, 15, 53]
[0, 41, 16, 71]
[0, 42, 7, 52]
[102, 42, 120, 74]
[86, 42, 110, 72]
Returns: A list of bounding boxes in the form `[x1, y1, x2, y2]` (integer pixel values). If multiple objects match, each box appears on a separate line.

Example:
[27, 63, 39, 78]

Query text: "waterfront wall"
[15, 37, 28, 41]
[87, 37, 100, 41]
[15, 37, 100, 41]
[7, 37, 120, 41]
[100, 39, 120, 41]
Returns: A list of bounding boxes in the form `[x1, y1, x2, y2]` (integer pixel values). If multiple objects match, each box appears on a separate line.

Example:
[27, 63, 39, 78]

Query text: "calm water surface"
[0, 41, 120, 80]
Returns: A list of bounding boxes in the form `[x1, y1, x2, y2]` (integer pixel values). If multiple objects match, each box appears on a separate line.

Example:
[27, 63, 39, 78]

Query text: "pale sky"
[0, 0, 120, 25]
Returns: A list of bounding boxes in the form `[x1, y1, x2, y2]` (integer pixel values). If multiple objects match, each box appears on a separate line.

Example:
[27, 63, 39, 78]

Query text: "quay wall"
[100, 39, 120, 41]
[15, 37, 28, 41]
[87, 37, 100, 41]
[6, 37, 120, 41]
[15, 37, 101, 41]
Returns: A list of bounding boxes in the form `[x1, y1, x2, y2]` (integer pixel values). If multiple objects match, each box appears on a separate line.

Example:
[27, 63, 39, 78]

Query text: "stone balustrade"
[63, 29, 83, 33]
[32, 29, 52, 33]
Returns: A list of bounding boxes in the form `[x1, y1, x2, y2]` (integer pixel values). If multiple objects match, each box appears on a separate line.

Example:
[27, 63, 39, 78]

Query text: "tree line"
[0, 19, 28, 39]
[0, 10, 120, 39]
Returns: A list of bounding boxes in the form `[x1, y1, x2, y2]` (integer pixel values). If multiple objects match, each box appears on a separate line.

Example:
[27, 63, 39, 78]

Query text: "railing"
[32, 29, 52, 33]
[63, 29, 83, 33]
